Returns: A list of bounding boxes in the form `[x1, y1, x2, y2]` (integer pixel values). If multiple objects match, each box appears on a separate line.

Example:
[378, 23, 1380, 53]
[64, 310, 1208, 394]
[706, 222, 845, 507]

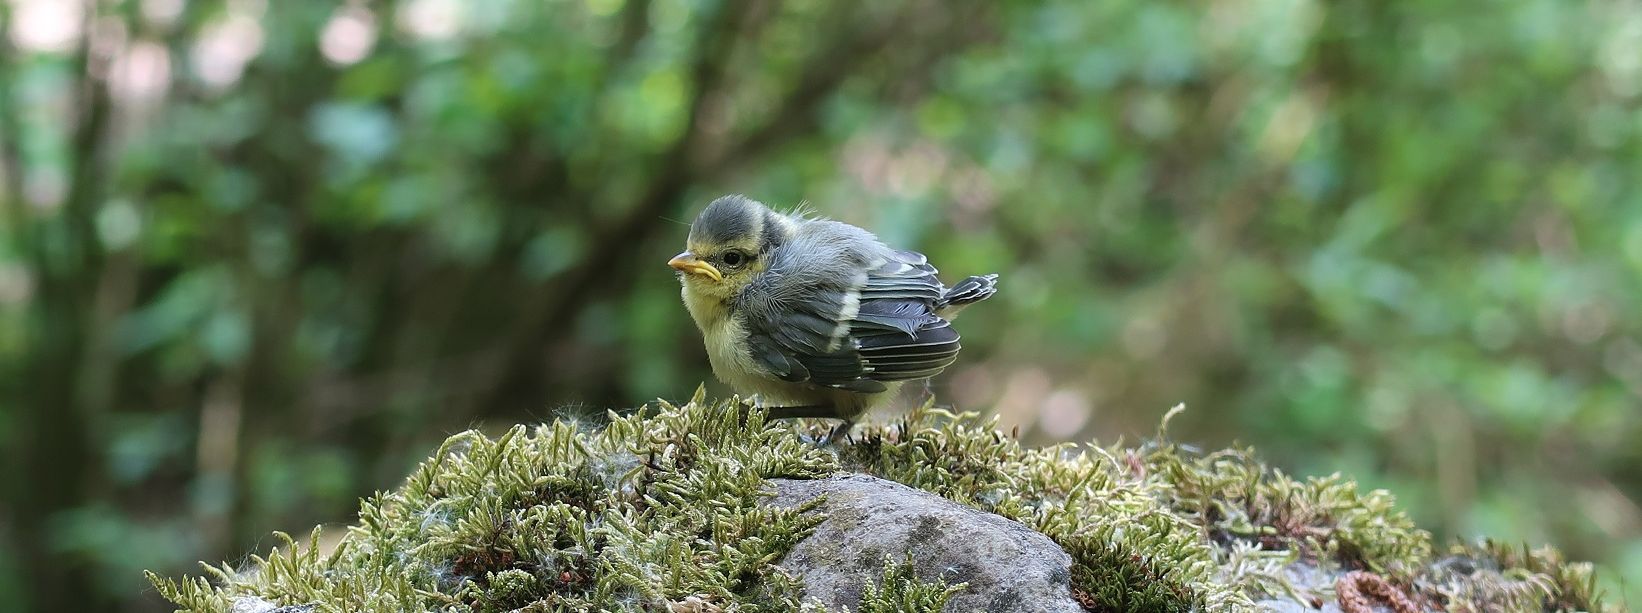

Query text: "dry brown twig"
[1337, 570, 1420, 613]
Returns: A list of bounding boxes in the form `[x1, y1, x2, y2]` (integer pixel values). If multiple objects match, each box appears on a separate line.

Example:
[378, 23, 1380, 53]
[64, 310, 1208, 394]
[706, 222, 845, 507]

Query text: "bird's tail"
[936, 274, 999, 319]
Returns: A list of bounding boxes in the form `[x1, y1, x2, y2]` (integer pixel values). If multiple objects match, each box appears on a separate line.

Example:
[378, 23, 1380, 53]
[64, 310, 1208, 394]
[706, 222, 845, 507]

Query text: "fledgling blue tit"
[669, 195, 999, 436]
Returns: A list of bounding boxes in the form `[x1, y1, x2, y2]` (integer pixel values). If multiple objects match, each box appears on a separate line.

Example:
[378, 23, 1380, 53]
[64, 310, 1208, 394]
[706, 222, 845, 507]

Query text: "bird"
[668, 194, 999, 440]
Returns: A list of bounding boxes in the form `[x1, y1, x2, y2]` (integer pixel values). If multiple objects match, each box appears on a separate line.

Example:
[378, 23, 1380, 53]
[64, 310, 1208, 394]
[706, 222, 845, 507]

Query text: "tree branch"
[714, 0, 985, 172]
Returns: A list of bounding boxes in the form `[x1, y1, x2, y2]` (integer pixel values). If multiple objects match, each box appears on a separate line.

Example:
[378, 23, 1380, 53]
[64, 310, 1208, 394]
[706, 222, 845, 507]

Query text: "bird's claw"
[814, 421, 854, 447]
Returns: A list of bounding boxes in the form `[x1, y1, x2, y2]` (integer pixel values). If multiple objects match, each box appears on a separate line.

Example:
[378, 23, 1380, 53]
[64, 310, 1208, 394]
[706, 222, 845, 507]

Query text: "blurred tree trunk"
[9, 0, 114, 609]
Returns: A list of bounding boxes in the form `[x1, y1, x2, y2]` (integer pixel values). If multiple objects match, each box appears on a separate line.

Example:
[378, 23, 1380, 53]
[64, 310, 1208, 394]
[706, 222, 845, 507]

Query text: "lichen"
[147, 392, 1613, 613]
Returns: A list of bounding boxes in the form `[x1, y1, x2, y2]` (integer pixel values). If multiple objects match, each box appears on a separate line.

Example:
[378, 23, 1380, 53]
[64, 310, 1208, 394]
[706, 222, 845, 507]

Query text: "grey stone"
[765, 474, 1085, 613]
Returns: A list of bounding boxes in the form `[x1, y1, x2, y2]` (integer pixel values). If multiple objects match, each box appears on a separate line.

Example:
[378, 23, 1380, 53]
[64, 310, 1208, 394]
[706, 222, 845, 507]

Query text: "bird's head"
[670, 195, 792, 300]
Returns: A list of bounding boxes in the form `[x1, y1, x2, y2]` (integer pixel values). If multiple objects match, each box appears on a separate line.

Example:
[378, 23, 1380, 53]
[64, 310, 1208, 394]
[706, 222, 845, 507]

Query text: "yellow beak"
[668, 251, 723, 281]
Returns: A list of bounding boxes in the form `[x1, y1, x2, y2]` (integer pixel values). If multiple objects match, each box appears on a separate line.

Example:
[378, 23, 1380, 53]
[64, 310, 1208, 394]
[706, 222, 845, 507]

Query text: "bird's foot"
[815, 420, 854, 447]
[761, 404, 841, 420]
[739, 404, 851, 446]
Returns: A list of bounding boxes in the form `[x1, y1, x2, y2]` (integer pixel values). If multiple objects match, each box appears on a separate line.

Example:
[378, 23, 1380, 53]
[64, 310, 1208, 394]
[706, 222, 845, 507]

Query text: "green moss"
[148, 394, 1613, 613]
[150, 391, 834, 612]
[1419, 540, 1606, 613]
[858, 556, 964, 613]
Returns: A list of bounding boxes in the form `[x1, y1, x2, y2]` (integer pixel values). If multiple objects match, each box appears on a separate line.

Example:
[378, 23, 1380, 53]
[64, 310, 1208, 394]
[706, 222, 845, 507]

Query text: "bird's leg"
[758, 405, 839, 420]
[735, 403, 835, 425]
[816, 419, 854, 447]
[734, 404, 853, 446]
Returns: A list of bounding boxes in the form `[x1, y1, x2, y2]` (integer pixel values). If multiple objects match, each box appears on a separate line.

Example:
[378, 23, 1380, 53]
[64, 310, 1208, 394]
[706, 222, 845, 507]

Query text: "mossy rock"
[765, 474, 1081, 611]
[148, 391, 1612, 612]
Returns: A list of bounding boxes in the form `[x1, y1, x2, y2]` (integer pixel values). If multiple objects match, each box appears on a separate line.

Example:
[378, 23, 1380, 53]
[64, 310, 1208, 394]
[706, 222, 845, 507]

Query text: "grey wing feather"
[737, 233, 884, 391]
[739, 239, 965, 392]
[938, 274, 999, 309]
[849, 250, 961, 380]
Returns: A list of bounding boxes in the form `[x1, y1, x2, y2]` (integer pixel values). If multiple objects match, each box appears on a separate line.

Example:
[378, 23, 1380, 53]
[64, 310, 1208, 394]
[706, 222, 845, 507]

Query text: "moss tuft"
[1417, 540, 1606, 612]
[148, 394, 1612, 613]
[858, 555, 965, 613]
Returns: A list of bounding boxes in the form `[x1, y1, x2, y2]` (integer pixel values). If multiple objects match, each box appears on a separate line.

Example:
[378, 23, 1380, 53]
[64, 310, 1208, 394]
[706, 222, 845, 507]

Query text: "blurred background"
[2, 0, 1640, 610]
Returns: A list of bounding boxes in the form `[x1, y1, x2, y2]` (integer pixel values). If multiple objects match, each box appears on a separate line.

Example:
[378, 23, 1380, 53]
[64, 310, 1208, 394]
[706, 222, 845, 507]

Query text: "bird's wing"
[739, 248, 960, 393]
[851, 250, 962, 381]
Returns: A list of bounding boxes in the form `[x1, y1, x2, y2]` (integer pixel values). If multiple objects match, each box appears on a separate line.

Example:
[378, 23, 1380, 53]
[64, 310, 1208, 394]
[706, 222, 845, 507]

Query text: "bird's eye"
[721, 251, 747, 267]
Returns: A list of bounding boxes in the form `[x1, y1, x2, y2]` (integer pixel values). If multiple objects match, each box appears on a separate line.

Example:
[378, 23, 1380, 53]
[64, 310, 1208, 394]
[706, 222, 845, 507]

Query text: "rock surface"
[765, 474, 1085, 613]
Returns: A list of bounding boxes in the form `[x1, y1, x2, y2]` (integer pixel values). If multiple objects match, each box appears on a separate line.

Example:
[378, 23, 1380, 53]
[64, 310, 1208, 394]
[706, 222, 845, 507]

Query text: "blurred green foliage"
[1, 0, 1638, 610]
